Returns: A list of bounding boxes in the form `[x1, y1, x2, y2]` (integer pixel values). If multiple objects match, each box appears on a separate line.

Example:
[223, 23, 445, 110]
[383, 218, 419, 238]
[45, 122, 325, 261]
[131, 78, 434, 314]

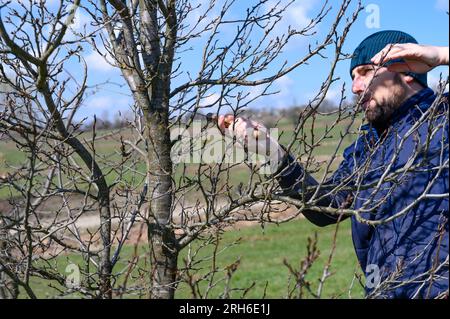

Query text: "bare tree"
[87, 0, 366, 299]
[0, 0, 447, 300]
[0, 0, 113, 298]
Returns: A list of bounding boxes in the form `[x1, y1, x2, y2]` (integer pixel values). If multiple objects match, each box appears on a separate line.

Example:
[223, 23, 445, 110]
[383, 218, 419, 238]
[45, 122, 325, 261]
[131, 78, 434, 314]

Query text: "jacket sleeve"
[274, 150, 354, 227]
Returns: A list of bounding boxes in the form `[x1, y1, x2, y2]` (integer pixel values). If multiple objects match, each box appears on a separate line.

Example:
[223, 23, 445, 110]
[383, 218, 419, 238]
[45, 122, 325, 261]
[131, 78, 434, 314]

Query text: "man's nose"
[352, 77, 365, 95]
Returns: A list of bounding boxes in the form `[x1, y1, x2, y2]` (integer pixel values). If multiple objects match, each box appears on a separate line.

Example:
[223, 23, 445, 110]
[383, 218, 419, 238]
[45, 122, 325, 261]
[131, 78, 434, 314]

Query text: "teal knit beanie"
[350, 30, 428, 87]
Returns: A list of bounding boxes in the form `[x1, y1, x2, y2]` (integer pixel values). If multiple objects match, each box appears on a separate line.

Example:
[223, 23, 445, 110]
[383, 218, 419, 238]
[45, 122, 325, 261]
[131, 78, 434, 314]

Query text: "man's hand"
[217, 114, 285, 164]
[371, 43, 449, 73]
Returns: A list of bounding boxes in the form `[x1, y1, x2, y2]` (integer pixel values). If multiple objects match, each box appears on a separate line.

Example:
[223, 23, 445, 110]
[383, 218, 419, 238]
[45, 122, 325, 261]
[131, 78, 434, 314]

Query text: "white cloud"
[264, 0, 318, 35]
[200, 93, 221, 107]
[85, 50, 115, 72]
[286, 1, 316, 30]
[70, 10, 91, 32]
[248, 84, 265, 101]
[41, 6, 93, 42]
[276, 74, 295, 92]
[266, 75, 296, 108]
[258, 0, 321, 54]
[435, 0, 449, 11]
[325, 88, 344, 103]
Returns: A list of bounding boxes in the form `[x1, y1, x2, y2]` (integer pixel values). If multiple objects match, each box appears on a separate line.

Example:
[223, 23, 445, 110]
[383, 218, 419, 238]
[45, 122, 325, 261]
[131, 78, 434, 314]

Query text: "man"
[218, 30, 449, 298]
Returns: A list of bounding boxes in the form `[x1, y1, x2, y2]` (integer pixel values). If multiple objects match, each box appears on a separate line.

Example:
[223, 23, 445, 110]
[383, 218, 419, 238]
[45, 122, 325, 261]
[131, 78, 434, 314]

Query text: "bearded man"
[218, 30, 449, 298]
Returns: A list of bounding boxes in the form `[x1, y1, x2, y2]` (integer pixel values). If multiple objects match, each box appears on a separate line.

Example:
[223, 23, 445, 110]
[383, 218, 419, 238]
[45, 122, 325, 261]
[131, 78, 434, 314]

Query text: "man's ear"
[403, 74, 415, 84]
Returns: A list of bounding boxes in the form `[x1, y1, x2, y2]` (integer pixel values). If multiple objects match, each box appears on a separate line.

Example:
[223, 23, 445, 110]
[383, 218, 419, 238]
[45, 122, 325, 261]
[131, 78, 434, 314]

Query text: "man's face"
[351, 65, 408, 126]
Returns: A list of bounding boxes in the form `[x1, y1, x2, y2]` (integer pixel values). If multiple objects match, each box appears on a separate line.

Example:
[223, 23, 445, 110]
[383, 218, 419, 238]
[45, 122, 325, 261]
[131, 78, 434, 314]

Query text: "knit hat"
[350, 30, 428, 87]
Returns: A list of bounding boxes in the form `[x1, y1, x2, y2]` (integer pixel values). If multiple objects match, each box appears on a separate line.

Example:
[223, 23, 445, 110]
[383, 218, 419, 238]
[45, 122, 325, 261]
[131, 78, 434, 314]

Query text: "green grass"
[174, 218, 364, 299]
[5, 115, 365, 299]
[25, 218, 364, 299]
[1, 114, 361, 204]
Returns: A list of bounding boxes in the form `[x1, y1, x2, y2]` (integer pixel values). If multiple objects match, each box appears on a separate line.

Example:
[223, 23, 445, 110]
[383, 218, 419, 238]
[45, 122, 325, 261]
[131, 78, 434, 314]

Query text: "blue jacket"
[277, 88, 449, 298]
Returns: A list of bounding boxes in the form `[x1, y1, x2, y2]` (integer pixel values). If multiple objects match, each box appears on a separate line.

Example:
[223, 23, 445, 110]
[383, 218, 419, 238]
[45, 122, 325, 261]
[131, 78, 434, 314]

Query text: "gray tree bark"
[101, 0, 179, 298]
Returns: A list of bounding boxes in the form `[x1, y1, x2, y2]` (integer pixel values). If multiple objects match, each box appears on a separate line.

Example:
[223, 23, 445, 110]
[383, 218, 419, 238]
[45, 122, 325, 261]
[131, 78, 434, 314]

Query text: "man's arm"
[216, 114, 352, 227]
[274, 151, 351, 227]
[371, 43, 449, 73]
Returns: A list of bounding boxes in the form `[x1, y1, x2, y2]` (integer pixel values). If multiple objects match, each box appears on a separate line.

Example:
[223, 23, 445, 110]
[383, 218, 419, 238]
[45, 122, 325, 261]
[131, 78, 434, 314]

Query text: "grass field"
[27, 218, 364, 299]
[0, 115, 360, 181]
[2, 113, 366, 299]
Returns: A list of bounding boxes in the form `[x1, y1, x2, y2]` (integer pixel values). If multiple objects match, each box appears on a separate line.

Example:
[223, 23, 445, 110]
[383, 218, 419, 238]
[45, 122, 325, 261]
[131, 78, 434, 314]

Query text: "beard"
[364, 74, 408, 128]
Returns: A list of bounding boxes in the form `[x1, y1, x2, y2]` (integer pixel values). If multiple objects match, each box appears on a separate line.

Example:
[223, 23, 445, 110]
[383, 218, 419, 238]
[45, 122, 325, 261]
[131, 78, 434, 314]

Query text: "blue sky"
[43, 0, 449, 121]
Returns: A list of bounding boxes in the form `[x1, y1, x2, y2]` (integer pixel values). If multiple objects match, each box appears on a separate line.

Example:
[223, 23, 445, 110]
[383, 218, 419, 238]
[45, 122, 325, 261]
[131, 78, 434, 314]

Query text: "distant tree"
[317, 99, 337, 112]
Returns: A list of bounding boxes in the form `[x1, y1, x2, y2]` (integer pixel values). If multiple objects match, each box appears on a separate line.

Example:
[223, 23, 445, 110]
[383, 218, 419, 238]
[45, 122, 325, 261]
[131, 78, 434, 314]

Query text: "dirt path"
[0, 194, 302, 247]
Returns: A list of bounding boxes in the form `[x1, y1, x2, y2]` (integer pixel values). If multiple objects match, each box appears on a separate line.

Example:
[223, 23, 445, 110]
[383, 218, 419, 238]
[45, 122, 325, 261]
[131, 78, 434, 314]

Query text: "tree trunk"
[146, 97, 178, 299]
[97, 195, 112, 299]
